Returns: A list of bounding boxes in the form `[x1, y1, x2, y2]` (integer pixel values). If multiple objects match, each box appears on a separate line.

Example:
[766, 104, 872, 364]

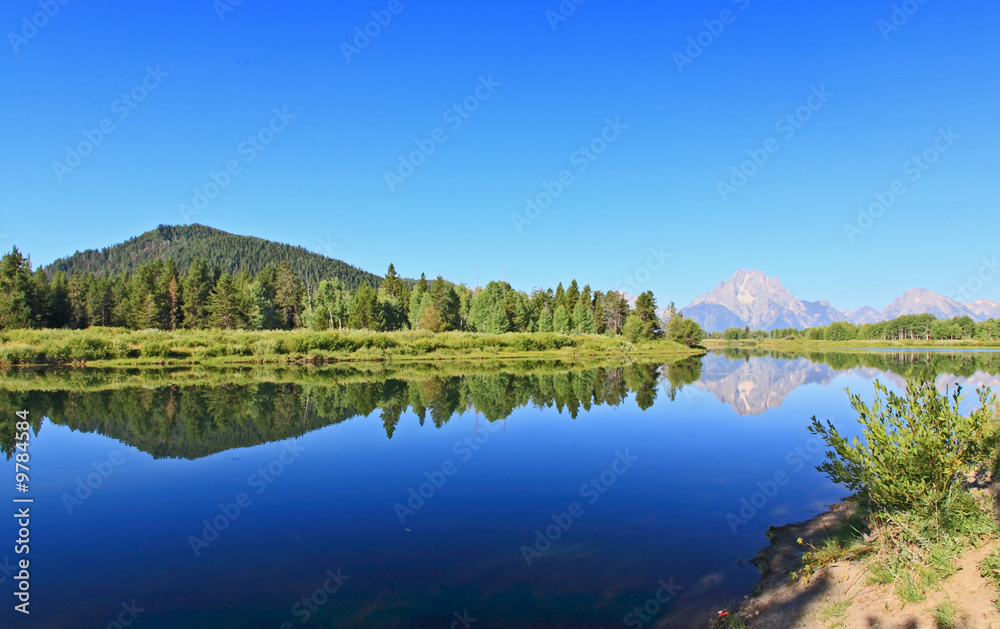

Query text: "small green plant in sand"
[931, 598, 959, 628]
[816, 598, 850, 621]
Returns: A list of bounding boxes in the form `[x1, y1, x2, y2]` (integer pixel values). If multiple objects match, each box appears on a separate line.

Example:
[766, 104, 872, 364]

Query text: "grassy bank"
[0, 353, 701, 392]
[0, 328, 703, 367]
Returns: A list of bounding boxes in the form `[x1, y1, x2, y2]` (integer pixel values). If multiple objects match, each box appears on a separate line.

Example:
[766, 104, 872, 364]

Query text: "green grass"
[931, 599, 958, 628]
[817, 599, 850, 621]
[847, 497, 995, 603]
[978, 549, 1000, 591]
[0, 328, 703, 367]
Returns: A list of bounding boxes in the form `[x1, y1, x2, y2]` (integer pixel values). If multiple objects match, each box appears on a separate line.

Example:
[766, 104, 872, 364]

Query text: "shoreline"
[722, 493, 1000, 627]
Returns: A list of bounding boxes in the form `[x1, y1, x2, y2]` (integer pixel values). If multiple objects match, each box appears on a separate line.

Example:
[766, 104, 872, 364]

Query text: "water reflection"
[700, 349, 1000, 415]
[0, 360, 701, 460]
[4, 350, 999, 457]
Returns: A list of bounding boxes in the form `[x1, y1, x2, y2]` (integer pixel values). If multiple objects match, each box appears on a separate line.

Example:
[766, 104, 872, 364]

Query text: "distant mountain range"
[46, 224, 383, 291]
[683, 269, 1000, 332]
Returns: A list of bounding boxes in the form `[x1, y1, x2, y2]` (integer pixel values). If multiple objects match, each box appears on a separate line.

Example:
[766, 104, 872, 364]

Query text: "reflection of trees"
[661, 357, 703, 401]
[713, 348, 1000, 382]
[0, 364, 666, 460]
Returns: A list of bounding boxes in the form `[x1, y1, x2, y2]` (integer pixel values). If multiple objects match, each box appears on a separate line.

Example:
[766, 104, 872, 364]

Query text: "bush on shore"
[803, 379, 1000, 602]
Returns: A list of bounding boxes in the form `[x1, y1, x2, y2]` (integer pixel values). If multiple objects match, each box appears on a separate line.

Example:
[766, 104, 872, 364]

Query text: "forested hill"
[45, 224, 382, 290]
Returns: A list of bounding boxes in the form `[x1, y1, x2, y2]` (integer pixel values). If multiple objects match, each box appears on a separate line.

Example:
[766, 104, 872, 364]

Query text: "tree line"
[0, 247, 704, 346]
[710, 313, 1000, 342]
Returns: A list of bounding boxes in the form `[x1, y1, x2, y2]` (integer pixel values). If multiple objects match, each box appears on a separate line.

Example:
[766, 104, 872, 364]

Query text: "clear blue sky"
[2, 0, 998, 311]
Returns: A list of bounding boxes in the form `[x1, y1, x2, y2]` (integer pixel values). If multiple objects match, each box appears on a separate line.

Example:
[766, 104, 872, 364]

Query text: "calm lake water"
[2, 350, 999, 628]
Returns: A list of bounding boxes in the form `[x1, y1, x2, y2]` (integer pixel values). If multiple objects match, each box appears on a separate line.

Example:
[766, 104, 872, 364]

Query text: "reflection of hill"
[694, 354, 839, 415]
[1, 362, 670, 460]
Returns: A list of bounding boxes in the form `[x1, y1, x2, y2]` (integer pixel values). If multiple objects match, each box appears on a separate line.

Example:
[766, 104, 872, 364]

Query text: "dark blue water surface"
[1, 350, 998, 628]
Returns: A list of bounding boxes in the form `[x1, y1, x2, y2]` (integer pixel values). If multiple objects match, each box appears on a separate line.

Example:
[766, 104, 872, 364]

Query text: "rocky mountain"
[880, 288, 979, 320]
[684, 270, 998, 332]
[684, 270, 853, 331]
[967, 299, 1000, 320]
[848, 306, 883, 325]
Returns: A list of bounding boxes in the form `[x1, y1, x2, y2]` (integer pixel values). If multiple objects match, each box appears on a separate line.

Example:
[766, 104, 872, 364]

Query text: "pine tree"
[592, 291, 605, 334]
[553, 305, 571, 334]
[0, 247, 35, 330]
[634, 291, 661, 338]
[30, 268, 50, 328]
[182, 257, 213, 329]
[209, 274, 246, 329]
[430, 276, 459, 331]
[349, 283, 383, 330]
[538, 308, 554, 332]
[48, 272, 73, 328]
[566, 280, 580, 313]
[274, 262, 305, 329]
[603, 291, 629, 334]
[573, 299, 596, 334]
[409, 274, 429, 329]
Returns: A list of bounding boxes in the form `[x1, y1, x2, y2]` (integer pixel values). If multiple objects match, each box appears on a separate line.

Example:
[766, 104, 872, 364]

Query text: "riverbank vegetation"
[0, 246, 705, 364]
[0, 328, 703, 367]
[729, 379, 1000, 625]
[707, 313, 1000, 344]
[0, 246, 699, 341]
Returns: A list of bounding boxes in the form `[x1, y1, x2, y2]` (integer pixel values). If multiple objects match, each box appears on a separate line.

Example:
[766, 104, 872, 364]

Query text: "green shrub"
[809, 379, 1000, 514]
[141, 341, 173, 358]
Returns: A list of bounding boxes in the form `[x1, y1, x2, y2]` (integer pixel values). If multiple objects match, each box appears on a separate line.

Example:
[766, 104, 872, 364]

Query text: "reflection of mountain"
[694, 354, 840, 415]
[696, 350, 1000, 415]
